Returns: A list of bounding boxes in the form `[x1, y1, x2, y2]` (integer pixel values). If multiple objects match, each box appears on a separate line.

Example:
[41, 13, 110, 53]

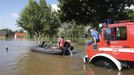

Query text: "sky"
[0, 0, 58, 31]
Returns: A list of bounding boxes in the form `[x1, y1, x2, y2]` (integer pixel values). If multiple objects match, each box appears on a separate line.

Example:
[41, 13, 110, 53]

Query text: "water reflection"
[86, 68, 94, 75]
[83, 63, 123, 75]
[5, 46, 8, 55]
[19, 54, 122, 75]
[56, 58, 65, 75]
[15, 52, 85, 75]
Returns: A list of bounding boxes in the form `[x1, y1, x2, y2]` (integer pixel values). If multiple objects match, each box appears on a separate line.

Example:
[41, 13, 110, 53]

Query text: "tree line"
[17, 0, 134, 39]
[58, 0, 134, 24]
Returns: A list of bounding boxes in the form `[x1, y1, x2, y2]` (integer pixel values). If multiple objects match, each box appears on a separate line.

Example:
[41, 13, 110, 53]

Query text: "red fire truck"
[83, 21, 134, 71]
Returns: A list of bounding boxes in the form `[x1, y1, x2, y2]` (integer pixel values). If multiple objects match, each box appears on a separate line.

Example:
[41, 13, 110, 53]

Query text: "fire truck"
[83, 21, 134, 71]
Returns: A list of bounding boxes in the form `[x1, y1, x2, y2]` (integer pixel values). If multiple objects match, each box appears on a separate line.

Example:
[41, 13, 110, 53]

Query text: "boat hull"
[31, 47, 71, 55]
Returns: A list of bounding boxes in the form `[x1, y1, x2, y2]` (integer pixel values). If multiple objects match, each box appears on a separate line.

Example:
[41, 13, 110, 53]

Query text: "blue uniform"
[86, 30, 99, 46]
[91, 31, 99, 40]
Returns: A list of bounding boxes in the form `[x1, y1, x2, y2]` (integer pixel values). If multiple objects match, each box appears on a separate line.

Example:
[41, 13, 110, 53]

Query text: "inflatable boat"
[31, 45, 74, 55]
[31, 47, 63, 55]
[31, 41, 74, 55]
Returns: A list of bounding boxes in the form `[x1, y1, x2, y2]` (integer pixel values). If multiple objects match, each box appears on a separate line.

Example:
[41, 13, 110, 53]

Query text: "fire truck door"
[105, 27, 130, 60]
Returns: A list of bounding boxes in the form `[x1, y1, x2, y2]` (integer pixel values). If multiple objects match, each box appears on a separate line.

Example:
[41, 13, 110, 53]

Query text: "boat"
[31, 46, 63, 55]
[31, 45, 74, 55]
[31, 41, 75, 55]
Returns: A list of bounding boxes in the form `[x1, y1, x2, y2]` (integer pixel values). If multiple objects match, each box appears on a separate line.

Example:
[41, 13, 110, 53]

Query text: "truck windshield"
[104, 27, 127, 40]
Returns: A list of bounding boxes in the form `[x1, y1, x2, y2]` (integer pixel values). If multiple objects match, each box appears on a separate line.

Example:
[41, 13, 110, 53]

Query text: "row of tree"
[0, 29, 25, 39]
[58, 0, 134, 24]
[17, 0, 134, 39]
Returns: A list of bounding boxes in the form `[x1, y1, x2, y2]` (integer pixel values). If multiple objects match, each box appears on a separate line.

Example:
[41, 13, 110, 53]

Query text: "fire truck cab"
[83, 21, 134, 71]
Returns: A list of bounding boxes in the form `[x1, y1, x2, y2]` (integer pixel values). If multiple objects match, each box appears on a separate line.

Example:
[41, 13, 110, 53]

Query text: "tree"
[58, 0, 134, 25]
[17, 0, 40, 37]
[0, 29, 13, 38]
[124, 9, 134, 20]
[58, 21, 85, 38]
[38, 0, 49, 38]
[38, 0, 60, 37]
[47, 11, 60, 37]
[17, 0, 60, 39]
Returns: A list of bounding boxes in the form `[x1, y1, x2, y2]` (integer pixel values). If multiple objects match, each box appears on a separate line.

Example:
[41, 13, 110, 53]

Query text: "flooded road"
[0, 40, 134, 75]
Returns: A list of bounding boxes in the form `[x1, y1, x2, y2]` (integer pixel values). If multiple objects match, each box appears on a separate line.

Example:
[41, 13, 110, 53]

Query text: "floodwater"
[0, 40, 134, 75]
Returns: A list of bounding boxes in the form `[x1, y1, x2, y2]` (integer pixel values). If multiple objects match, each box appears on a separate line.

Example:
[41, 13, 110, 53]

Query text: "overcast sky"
[0, 0, 58, 31]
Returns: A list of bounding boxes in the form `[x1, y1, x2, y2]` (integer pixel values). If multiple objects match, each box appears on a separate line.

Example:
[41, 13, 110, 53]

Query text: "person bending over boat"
[64, 40, 74, 56]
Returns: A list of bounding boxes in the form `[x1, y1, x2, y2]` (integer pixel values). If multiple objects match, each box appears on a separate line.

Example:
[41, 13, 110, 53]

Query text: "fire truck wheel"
[94, 59, 117, 69]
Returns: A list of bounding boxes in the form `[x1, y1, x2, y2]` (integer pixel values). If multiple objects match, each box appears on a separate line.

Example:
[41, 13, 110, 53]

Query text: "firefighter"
[86, 28, 100, 46]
